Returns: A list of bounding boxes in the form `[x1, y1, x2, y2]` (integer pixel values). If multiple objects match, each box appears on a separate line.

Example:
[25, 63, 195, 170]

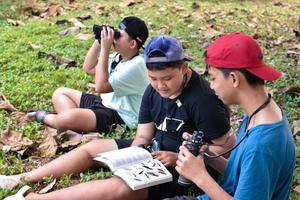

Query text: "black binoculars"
[92, 25, 121, 40]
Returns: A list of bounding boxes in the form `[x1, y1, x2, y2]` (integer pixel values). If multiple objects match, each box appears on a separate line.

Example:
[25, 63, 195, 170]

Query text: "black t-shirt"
[139, 69, 230, 153]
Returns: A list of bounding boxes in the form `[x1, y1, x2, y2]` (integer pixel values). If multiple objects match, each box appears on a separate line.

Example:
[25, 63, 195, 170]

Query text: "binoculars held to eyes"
[93, 24, 121, 41]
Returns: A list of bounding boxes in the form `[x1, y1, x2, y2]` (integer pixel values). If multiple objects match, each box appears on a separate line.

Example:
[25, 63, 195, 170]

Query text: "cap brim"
[246, 63, 281, 81]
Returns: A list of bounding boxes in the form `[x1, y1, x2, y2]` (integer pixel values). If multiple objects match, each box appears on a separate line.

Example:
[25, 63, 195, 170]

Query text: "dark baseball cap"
[119, 16, 149, 46]
[205, 32, 281, 81]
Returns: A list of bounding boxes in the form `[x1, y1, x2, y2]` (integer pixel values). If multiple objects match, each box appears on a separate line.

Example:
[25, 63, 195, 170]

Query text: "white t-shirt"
[101, 52, 149, 129]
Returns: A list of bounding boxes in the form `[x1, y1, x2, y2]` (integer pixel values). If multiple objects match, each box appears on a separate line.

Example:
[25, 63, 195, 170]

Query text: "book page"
[94, 146, 152, 171]
[114, 159, 173, 191]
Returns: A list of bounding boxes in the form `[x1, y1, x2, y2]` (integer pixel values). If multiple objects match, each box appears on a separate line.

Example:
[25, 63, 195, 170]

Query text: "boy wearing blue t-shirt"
[170, 33, 296, 200]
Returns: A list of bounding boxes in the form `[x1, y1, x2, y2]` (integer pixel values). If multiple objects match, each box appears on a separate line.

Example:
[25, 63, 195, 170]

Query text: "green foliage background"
[0, 0, 299, 199]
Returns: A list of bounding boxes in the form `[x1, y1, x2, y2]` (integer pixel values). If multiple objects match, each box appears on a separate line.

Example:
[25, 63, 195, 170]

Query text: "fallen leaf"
[37, 127, 58, 157]
[273, 1, 283, 6]
[39, 179, 56, 194]
[0, 93, 18, 112]
[88, 83, 95, 89]
[89, 3, 106, 14]
[76, 13, 92, 20]
[59, 130, 101, 148]
[38, 51, 76, 67]
[198, 41, 210, 50]
[281, 70, 292, 80]
[286, 50, 300, 59]
[70, 2, 86, 9]
[294, 185, 300, 194]
[194, 67, 207, 76]
[207, 17, 216, 25]
[191, 2, 200, 10]
[75, 33, 93, 41]
[201, 28, 222, 39]
[69, 18, 86, 28]
[191, 12, 204, 21]
[159, 25, 171, 34]
[293, 43, 300, 50]
[29, 42, 42, 50]
[45, 127, 58, 137]
[10, 112, 27, 127]
[6, 18, 25, 26]
[0, 129, 33, 155]
[55, 19, 72, 25]
[40, 4, 62, 18]
[285, 86, 300, 95]
[26, 0, 37, 5]
[293, 119, 300, 138]
[121, 0, 143, 7]
[59, 26, 81, 36]
[170, 5, 186, 12]
[113, 124, 127, 134]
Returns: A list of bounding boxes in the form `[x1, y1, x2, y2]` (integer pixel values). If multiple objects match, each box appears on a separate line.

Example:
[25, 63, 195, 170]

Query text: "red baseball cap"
[205, 32, 281, 81]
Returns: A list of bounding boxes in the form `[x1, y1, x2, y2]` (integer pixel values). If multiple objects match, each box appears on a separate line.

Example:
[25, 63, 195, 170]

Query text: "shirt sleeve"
[108, 57, 147, 96]
[193, 94, 230, 141]
[138, 85, 153, 124]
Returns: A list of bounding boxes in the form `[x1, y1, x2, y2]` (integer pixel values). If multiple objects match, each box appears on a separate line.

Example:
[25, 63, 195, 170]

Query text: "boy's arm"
[82, 40, 100, 75]
[206, 129, 236, 174]
[94, 27, 113, 93]
[177, 146, 233, 200]
[131, 122, 155, 147]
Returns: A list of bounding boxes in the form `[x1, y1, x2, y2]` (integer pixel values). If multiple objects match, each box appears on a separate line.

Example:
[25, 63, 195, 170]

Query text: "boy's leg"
[52, 87, 83, 113]
[13, 139, 118, 183]
[25, 177, 148, 200]
[43, 108, 97, 133]
[26, 87, 86, 131]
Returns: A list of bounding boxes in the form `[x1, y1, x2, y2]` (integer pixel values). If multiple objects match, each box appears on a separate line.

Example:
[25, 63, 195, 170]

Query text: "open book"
[94, 146, 173, 190]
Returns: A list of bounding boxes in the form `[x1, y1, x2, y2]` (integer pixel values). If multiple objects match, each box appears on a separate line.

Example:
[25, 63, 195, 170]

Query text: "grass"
[0, 0, 299, 199]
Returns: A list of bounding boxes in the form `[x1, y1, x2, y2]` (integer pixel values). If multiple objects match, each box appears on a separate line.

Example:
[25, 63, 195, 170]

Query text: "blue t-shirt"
[198, 114, 296, 200]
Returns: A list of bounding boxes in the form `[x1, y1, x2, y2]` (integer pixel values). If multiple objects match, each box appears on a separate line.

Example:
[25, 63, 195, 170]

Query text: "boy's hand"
[151, 151, 178, 167]
[100, 26, 114, 51]
[176, 145, 207, 183]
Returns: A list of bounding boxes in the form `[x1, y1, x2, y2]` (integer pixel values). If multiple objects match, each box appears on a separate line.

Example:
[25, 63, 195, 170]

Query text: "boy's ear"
[230, 72, 240, 87]
[130, 39, 138, 49]
[181, 62, 188, 73]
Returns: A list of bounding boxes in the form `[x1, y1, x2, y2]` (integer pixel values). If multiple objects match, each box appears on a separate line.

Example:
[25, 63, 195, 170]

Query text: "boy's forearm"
[82, 40, 101, 74]
[204, 155, 227, 175]
[131, 137, 151, 147]
[94, 48, 112, 93]
[194, 171, 233, 200]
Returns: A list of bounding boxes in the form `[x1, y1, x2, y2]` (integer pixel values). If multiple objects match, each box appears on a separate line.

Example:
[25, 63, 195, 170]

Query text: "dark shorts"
[147, 167, 189, 200]
[115, 139, 133, 149]
[80, 93, 125, 133]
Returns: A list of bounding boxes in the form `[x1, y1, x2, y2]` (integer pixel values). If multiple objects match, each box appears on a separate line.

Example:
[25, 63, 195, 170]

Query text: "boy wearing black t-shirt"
[130, 35, 235, 199]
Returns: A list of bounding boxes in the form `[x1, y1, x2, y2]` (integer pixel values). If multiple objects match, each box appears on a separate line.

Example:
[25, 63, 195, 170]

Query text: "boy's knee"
[52, 87, 69, 99]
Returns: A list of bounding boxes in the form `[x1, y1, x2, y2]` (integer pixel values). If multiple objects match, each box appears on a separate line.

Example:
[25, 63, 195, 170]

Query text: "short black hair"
[146, 51, 184, 70]
[217, 67, 264, 86]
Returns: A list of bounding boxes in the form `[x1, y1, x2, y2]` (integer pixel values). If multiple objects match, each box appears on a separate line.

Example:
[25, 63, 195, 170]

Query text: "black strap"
[110, 53, 139, 72]
[111, 54, 122, 71]
[204, 93, 272, 158]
